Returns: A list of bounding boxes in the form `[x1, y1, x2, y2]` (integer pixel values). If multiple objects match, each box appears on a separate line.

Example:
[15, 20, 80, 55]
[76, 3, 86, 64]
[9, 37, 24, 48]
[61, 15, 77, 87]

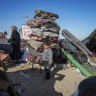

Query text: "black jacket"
[8, 30, 20, 44]
[8, 30, 21, 60]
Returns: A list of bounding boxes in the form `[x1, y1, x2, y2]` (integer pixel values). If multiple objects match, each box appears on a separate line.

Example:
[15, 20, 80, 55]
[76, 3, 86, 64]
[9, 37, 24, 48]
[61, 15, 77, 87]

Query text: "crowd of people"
[0, 26, 21, 64]
[0, 31, 7, 39]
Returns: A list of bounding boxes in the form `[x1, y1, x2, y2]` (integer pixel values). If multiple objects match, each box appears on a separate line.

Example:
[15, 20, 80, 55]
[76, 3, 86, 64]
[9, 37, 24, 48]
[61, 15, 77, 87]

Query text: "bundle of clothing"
[0, 39, 13, 54]
[83, 29, 96, 53]
[23, 10, 69, 66]
[86, 38, 96, 53]
[26, 10, 60, 50]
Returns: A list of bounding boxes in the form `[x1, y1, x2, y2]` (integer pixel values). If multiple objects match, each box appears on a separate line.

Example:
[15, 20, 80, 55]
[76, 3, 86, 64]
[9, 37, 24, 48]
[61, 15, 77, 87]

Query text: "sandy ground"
[6, 63, 86, 96]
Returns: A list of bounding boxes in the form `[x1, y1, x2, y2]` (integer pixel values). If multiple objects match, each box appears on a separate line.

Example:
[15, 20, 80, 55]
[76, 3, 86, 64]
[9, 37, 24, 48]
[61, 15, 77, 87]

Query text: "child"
[3, 31, 7, 39]
[41, 40, 53, 80]
[0, 32, 3, 39]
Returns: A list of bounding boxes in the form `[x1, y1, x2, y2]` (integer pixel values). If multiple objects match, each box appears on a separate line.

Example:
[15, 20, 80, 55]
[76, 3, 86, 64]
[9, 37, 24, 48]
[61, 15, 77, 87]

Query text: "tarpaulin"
[62, 29, 93, 56]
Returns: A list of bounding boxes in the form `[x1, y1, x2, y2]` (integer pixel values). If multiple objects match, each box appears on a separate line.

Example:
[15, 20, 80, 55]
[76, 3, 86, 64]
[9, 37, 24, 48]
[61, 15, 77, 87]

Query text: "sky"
[0, 0, 96, 40]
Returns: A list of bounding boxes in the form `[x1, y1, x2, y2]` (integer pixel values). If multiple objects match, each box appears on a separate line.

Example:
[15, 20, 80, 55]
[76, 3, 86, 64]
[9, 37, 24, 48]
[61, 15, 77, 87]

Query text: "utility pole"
[23, 16, 29, 22]
[26, 16, 29, 21]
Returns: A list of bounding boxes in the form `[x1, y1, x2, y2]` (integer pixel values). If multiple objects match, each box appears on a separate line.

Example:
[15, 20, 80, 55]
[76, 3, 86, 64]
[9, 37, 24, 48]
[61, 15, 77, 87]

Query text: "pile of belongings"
[24, 10, 68, 65]
[85, 29, 96, 53]
[0, 39, 13, 54]
[82, 29, 96, 66]
[26, 10, 60, 50]
[61, 29, 93, 64]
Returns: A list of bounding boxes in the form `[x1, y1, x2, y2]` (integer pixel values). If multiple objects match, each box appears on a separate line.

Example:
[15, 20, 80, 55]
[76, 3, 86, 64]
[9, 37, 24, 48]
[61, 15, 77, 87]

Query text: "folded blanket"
[35, 10, 59, 18]
[43, 32, 59, 37]
[26, 19, 60, 31]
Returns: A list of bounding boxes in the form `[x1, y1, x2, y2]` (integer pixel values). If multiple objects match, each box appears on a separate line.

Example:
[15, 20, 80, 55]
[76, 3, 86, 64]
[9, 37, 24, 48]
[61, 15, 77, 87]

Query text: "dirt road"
[7, 63, 85, 96]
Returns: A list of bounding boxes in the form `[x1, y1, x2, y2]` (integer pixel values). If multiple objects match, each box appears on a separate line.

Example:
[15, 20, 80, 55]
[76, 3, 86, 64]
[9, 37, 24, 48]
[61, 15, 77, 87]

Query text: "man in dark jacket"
[8, 26, 21, 63]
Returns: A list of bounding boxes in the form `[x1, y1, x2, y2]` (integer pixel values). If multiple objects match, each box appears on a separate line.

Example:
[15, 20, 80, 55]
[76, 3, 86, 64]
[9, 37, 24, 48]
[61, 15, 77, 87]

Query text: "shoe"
[11, 60, 16, 64]
[43, 77, 50, 81]
[43, 77, 47, 81]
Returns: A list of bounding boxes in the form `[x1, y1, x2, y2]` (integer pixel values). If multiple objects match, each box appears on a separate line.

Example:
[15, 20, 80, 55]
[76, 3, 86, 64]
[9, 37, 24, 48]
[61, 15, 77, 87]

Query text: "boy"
[41, 40, 53, 80]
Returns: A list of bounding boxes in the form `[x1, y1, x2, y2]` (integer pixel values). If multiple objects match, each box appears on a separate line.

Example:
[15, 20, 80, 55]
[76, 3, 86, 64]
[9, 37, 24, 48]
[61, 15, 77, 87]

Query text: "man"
[8, 26, 21, 63]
